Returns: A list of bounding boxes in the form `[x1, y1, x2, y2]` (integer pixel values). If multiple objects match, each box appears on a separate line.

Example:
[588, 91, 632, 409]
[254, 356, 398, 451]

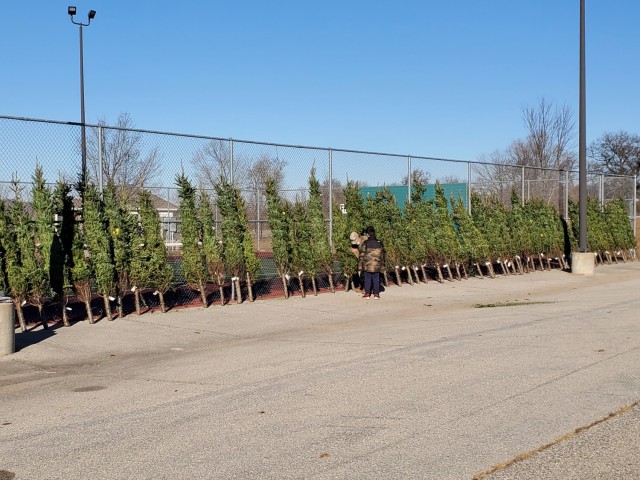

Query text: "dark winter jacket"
[358, 236, 385, 273]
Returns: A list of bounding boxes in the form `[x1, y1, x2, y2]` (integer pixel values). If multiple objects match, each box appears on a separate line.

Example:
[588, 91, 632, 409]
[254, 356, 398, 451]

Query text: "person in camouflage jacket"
[358, 226, 385, 299]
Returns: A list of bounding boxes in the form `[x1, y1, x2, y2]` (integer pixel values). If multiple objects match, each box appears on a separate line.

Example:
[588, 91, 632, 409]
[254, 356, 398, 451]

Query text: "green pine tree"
[432, 182, 460, 281]
[199, 188, 225, 305]
[30, 166, 54, 325]
[139, 189, 174, 312]
[82, 183, 117, 321]
[176, 174, 208, 306]
[103, 183, 134, 318]
[265, 176, 292, 298]
[289, 199, 314, 297]
[70, 214, 95, 323]
[308, 168, 335, 294]
[4, 179, 32, 331]
[51, 181, 75, 326]
[451, 195, 489, 278]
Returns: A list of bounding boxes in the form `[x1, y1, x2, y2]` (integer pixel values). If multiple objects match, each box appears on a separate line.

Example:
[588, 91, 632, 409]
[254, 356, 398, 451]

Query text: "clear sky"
[2, 0, 639, 163]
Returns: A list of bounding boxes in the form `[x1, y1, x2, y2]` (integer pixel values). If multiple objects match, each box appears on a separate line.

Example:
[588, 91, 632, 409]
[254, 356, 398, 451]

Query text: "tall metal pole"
[328, 148, 333, 248]
[79, 23, 87, 187]
[578, 0, 588, 251]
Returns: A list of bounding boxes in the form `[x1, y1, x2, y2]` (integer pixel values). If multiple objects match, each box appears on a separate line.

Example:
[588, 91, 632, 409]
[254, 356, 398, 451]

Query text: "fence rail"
[1, 114, 637, 247]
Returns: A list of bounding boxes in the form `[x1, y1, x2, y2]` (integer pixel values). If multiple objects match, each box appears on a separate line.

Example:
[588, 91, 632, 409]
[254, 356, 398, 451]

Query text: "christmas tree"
[308, 168, 335, 294]
[265, 176, 292, 298]
[199, 188, 225, 305]
[51, 181, 75, 326]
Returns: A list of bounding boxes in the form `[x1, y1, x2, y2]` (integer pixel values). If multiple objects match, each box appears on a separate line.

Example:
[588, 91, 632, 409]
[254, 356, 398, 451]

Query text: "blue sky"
[3, 0, 639, 163]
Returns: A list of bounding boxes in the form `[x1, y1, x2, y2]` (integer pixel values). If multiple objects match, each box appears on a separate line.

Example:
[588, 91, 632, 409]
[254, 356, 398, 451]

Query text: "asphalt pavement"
[1, 261, 639, 479]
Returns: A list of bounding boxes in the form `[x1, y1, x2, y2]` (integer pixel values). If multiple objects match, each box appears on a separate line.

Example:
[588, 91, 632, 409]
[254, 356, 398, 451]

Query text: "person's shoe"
[362, 294, 370, 299]
[373, 294, 380, 300]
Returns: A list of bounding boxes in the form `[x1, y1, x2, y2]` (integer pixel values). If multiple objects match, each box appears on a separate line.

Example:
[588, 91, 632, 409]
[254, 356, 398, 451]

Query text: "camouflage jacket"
[358, 236, 385, 273]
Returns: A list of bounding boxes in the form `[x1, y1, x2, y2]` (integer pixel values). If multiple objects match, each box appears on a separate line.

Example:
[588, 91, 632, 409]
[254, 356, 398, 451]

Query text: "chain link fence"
[1, 115, 637, 319]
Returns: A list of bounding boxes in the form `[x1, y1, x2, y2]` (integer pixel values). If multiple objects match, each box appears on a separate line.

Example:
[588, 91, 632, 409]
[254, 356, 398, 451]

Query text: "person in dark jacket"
[358, 226, 385, 299]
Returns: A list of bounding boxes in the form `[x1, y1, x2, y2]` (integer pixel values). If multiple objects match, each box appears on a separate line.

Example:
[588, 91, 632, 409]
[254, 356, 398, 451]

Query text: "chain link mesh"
[1, 115, 636, 321]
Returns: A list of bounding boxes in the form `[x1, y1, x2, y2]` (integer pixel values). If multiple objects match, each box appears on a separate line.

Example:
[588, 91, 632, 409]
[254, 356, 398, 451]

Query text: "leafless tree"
[86, 113, 162, 198]
[474, 99, 577, 205]
[191, 139, 246, 190]
[588, 131, 640, 191]
[401, 168, 431, 186]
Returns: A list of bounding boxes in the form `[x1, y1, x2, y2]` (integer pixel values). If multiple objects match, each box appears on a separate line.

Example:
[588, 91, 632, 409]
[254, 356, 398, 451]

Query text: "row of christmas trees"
[0, 166, 636, 330]
[327, 176, 636, 290]
[0, 167, 263, 331]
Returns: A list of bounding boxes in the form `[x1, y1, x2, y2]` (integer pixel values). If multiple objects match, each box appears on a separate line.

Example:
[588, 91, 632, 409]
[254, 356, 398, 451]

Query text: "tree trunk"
[435, 264, 444, 283]
[281, 274, 289, 299]
[421, 264, 428, 283]
[158, 291, 167, 313]
[246, 272, 255, 302]
[382, 271, 389, 287]
[84, 298, 94, 324]
[37, 303, 49, 330]
[117, 295, 125, 319]
[134, 289, 142, 315]
[103, 295, 113, 321]
[405, 267, 414, 285]
[311, 276, 318, 296]
[235, 277, 243, 304]
[461, 263, 468, 280]
[394, 266, 402, 286]
[343, 273, 351, 292]
[487, 262, 496, 279]
[298, 275, 305, 298]
[454, 263, 462, 281]
[474, 262, 484, 279]
[444, 264, 454, 282]
[61, 299, 71, 327]
[219, 284, 225, 306]
[327, 271, 335, 293]
[199, 280, 208, 308]
[14, 300, 27, 332]
[538, 255, 545, 270]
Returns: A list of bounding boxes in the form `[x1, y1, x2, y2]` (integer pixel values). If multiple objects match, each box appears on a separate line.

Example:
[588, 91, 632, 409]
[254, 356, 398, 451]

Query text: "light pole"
[68, 6, 96, 188]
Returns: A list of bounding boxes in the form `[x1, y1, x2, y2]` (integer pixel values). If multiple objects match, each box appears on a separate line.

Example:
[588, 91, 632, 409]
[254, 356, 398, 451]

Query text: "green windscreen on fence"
[359, 183, 468, 211]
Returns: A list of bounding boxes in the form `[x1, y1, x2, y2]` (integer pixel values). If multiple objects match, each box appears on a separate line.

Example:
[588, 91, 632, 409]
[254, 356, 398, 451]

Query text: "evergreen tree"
[0, 200, 8, 295]
[432, 182, 460, 281]
[30, 166, 54, 324]
[199, 188, 225, 305]
[139, 189, 174, 312]
[364, 189, 401, 285]
[3, 180, 33, 331]
[237, 188, 260, 302]
[51, 181, 75, 326]
[103, 183, 134, 318]
[70, 215, 94, 323]
[214, 177, 247, 303]
[334, 181, 365, 290]
[128, 211, 150, 315]
[289, 199, 314, 297]
[265, 176, 292, 298]
[604, 199, 637, 260]
[176, 174, 208, 307]
[82, 183, 117, 321]
[451, 195, 489, 278]
[508, 190, 531, 273]
[308, 168, 335, 294]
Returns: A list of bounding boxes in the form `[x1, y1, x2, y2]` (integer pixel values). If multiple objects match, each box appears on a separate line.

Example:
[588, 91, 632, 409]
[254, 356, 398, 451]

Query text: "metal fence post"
[407, 155, 412, 203]
[98, 125, 103, 194]
[564, 170, 569, 219]
[634, 174, 638, 237]
[256, 187, 261, 251]
[229, 138, 234, 185]
[467, 162, 472, 214]
[328, 148, 333, 249]
[521, 166, 525, 206]
[600, 173, 605, 209]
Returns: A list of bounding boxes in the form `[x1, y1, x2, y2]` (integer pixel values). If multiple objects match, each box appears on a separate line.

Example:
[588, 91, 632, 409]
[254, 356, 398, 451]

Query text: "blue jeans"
[364, 271, 380, 295]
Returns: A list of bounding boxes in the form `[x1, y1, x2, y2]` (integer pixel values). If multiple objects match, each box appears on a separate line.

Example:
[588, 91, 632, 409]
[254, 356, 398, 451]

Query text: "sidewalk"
[1, 262, 640, 479]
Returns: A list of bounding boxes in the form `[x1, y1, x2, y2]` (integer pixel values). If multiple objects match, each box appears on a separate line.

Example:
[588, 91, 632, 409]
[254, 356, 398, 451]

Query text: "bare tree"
[246, 154, 287, 194]
[86, 113, 162, 197]
[191, 139, 245, 189]
[474, 99, 577, 205]
[588, 131, 640, 190]
[401, 168, 431, 186]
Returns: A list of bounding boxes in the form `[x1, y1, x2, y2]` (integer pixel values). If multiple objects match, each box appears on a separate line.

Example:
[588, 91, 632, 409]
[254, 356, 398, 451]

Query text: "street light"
[68, 6, 97, 188]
